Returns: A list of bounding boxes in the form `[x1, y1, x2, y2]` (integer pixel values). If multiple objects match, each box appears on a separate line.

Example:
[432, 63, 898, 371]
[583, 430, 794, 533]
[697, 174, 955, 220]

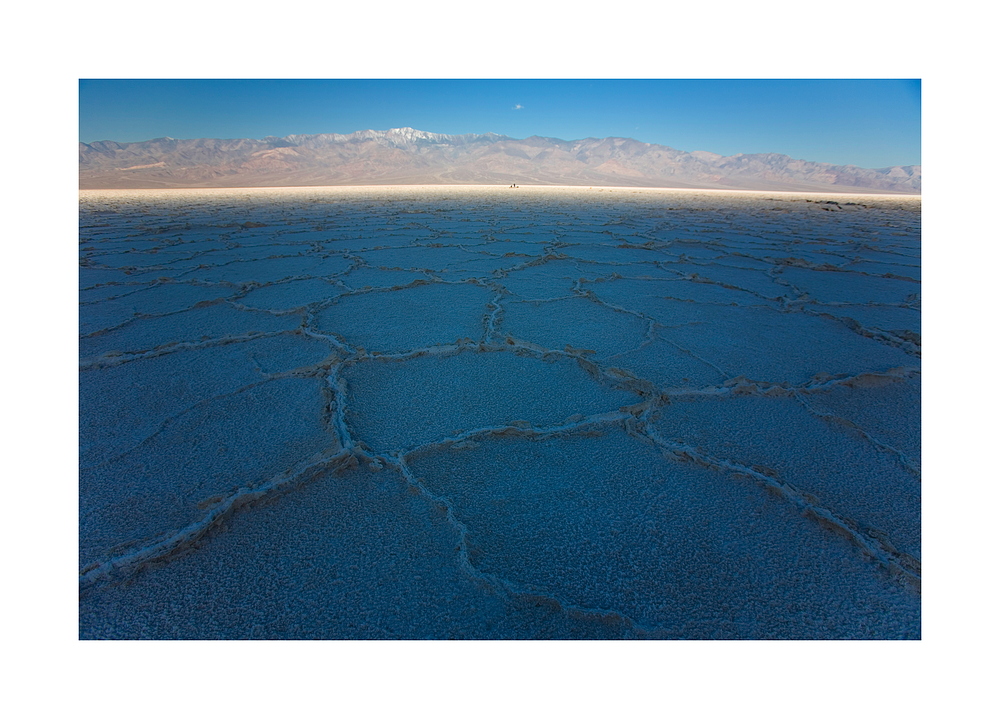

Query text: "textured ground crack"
[80, 450, 356, 591]
[639, 420, 921, 591]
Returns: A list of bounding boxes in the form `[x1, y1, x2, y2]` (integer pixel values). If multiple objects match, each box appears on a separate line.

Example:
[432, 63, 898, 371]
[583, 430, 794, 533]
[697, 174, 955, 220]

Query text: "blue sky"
[80, 79, 919, 169]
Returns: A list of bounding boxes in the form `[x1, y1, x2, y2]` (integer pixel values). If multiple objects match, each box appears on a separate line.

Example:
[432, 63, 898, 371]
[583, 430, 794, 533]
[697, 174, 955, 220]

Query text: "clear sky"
[79, 79, 920, 169]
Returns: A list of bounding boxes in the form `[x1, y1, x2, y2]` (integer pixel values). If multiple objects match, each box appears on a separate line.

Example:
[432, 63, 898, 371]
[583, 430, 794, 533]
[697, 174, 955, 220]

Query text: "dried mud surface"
[79, 186, 920, 639]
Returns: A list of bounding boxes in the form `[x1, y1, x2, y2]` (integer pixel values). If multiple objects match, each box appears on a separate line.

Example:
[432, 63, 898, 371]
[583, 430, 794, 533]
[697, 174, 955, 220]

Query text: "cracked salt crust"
[79, 186, 921, 639]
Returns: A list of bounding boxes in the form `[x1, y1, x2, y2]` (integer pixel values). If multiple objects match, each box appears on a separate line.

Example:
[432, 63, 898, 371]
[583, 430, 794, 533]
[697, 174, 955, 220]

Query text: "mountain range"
[79, 127, 921, 194]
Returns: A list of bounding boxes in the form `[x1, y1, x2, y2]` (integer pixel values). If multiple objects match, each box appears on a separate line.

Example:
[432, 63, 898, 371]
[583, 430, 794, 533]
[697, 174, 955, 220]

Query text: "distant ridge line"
[79, 127, 921, 194]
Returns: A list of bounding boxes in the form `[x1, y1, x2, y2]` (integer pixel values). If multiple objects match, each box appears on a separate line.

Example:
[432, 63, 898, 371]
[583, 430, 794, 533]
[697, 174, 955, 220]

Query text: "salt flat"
[79, 185, 920, 639]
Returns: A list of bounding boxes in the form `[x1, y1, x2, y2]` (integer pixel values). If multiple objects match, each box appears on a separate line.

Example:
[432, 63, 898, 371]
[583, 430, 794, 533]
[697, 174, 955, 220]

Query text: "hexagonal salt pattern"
[79, 186, 920, 639]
